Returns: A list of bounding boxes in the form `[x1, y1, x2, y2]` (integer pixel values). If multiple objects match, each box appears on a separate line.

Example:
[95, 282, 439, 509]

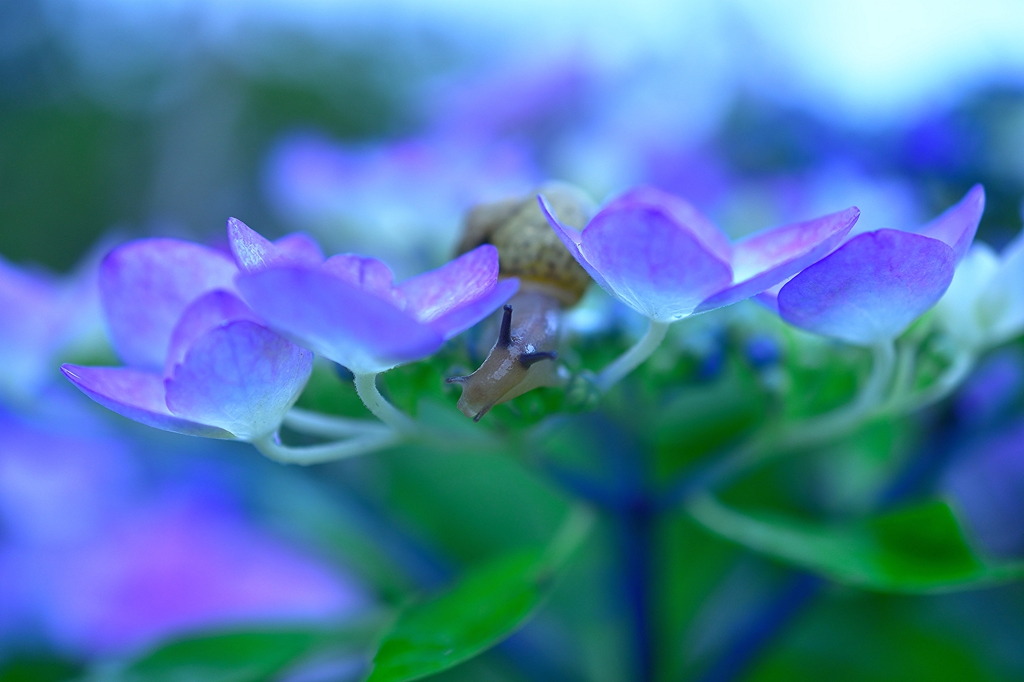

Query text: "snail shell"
[448, 183, 595, 420]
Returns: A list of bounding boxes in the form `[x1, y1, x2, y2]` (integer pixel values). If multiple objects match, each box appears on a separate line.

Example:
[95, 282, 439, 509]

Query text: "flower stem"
[699, 339, 897, 490]
[283, 407, 391, 439]
[353, 372, 416, 434]
[596, 319, 671, 393]
[253, 430, 398, 466]
[776, 339, 896, 450]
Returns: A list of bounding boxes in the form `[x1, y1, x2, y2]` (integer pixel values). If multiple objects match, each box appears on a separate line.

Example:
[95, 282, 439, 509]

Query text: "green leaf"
[113, 624, 376, 682]
[687, 494, 1024, 593]
[367, 507, 593, 682]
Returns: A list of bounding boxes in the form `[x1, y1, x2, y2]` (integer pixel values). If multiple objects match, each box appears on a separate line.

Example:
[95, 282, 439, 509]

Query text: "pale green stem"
[353, 372, 416, 434]
[596, 319, 671, 393]
[283, 407, 389, 439]
[776, 339, 896, 450]
[253, 430, 398, 466]
[541, 504, 596, 572]
[702, 339, 898, 489]
[887, 349, 975, 414]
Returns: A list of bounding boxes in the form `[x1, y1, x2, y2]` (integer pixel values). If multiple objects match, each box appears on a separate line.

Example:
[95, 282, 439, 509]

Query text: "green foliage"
[688, 495, 1024, 593]
[0, 658, 81, 682]
[367, 507, 592, 682]
[367, 550, 550, 682]
[107, 625, 376, 682]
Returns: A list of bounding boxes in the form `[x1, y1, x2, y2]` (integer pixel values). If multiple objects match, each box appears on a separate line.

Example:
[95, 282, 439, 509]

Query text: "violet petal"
[778, 229, 956, 345]
[917, 184, 985, 262]
[321, 254, 402, 305]
[164, 321, 313, 441]
[602, 186, 732, 263]
[399, 244, 501, 324]
[60, 365, 232, 439]
[428, 277, 520, 339]
[539, 196, 612, 292]
[579, 204, 733, 321]
[696, 207, 859, 313]
[100, 240, 238, 370]
[227, 218, 324, 274]
[237, 267, 443, 373]
[164, 290, 262, 376]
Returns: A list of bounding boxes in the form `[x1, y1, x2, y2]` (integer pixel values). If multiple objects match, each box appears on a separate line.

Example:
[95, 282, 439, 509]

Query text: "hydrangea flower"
[33, 495, 368, 654]
[774, 185, 985, 345]
[231, 219, 519, 375]
[934, 226, 1024, 351]
[264, 133, 538, 267]
[62, 239, 313, 442]
[0, 253, 104, 402]
[541, 186, 858, 322]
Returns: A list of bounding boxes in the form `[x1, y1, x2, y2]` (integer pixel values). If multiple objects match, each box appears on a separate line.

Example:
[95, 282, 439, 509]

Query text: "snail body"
[447, 183, 594, 420]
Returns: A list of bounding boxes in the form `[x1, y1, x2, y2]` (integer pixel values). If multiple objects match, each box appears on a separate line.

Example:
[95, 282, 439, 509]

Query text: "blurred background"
[5, 0, 1024, 680]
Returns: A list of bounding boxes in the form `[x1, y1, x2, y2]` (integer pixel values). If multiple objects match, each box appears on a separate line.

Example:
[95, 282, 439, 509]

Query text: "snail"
[446, 183, 594, 420]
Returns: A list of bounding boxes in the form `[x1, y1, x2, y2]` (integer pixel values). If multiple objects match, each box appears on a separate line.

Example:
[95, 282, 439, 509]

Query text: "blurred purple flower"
[231, 219, 519, 374]
[774, 185, 984, 345]
[0, 253, 104, 402]
[0, 410, 134, 547]
[944, 419, 1024, 559]
[32, 494, 367, 655]
[264, 132, 539, 268]
[62, 238, 313, 441]
[541, 185, 858, 322]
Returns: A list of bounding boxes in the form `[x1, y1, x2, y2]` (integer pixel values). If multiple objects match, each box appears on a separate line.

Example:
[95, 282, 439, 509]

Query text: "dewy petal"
[778, 229, 956, 345]
[427, 277, 520, 339]
[696, 207, 859, 313]
[579, 203, 733, 321]
[164, 290, 262, 376]
[227, 218, 324, 274]
[602, 186, 733, 263]
[60, 365, 233, 439]
[321, 254, 401, 305]
[237, 267, 443, 373]
[399, 244, 500, 324]
[980, 232, 1024, 344]
[100, 240, 239, 370]
[539, 196, 612, 292]
[164, 321, 313, 442]
[917, 184, 985, 262]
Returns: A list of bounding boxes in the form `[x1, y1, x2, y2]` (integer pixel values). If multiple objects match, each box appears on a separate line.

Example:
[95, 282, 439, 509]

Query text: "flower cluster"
[62, 219, 515, 452]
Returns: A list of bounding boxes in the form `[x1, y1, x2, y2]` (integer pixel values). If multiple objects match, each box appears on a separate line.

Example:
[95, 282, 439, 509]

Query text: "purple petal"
[227, 218, 324, 274]
[320, 254, 400, 304]
[578, 203, 733, 321]
[237, 267, 443, 373]
[696, 207, 859, 313]
[778, 230, 956, 345]
[602, 186, 733, 263]
[398, 245, 501, 324]
[164, 290, 262, 376]
[164, 321, 313, 441]
[100, 240, 239, 370]
[917, 184, 985, 262]
[539, 196, 612, 291]
[60, 365, 232, 438]
[428, 277, 520, 339]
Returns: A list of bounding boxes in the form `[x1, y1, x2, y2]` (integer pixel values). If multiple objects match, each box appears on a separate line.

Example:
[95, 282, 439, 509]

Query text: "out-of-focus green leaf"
[688, 495, 1024, 592]
[112, 624, 376, 682]
[367, 508, 593, 682]
[747, 589, 1009, 682]
[0, 658, 81, 682]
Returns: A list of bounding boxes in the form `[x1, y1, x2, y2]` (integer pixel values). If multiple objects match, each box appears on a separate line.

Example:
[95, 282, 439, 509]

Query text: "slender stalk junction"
[353, 372, 416, 433]
[596, 319, 671, 393]
[253, 429, 399, 466]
